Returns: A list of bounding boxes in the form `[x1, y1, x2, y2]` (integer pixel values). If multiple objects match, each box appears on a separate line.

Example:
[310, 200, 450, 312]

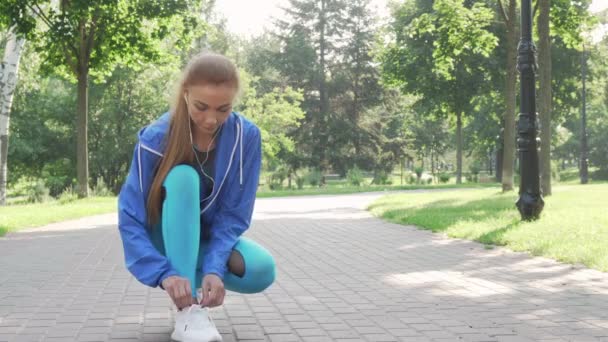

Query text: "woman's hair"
[146, 52, 240, 226]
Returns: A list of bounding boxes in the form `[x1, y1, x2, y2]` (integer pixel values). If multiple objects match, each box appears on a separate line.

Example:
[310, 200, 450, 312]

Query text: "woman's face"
[185, 83, 237, 136]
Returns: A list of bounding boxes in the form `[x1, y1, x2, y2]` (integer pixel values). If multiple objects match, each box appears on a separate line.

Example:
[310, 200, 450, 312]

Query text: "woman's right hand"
[161, 276, 196, 309]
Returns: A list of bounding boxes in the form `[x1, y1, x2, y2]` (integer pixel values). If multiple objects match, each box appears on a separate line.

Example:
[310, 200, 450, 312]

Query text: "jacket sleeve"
[117, 142, 179, 288]
[203, 126, 262, 279]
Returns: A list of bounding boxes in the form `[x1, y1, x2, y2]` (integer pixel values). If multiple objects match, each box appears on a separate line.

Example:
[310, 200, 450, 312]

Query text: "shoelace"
[185, 305, 216, 330]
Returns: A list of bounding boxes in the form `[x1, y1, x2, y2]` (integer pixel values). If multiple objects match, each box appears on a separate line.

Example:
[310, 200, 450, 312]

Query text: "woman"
[117, 52, 276, 342]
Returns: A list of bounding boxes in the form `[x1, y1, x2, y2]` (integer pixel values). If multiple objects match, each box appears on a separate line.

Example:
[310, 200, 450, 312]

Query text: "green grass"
[256, 182, 499, 198]
[368, 183, 608, 272]
[0, 197, 117, 237]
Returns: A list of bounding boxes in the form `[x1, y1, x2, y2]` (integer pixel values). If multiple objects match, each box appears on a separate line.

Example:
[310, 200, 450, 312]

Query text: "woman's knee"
[227, 238, 276, 293]
[163, 165, 199, 195]
[245, 251, 276, 292]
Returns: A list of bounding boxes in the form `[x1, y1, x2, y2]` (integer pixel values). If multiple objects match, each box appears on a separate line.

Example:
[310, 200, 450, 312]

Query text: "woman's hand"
[161, 276, 196, 310]
[200, 274, 225, 308]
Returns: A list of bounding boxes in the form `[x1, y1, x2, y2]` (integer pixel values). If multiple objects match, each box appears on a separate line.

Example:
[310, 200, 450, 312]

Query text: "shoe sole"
[171, 331, 222, 342]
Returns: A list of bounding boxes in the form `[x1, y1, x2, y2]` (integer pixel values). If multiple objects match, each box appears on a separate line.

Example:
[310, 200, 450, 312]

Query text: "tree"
[0, 27, 25, 205]
[275, 0, 347, 170]
[497, 0, 518, 191]
[237, 69, 305, 185]
[0, 0, 200, 197]
[537, 0, 552, 195]
[327, 0, 383, 172]
[380, 0, 497, 183]
[535, 0, 594, 195]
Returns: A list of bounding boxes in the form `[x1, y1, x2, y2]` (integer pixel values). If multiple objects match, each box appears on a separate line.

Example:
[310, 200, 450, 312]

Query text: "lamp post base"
[516, 191, 544, 221]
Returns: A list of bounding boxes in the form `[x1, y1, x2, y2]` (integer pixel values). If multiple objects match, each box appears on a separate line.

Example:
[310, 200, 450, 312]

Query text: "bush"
[58, 187, 78, 205]
[592, 168, 608, 181]
[346, 166, 364, 186]
[295, 175, 305, 190]
[372, 170, 393, 185]
[426, 177, 432, 184]
[41, 158, 73, 197]
[469, 161, 481, 183]
[439, 173, 451, 183]
[307, 169, 322, 187]
[27, 179, 50, 203]
[407, 173, 416, 184]
[414, 167, 423, 182]
[7, 176, 32, 198]
[92, 177, 113, 197]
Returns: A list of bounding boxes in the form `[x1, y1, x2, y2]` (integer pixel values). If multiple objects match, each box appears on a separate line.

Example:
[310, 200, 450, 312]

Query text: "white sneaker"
[171, 304, 222, 342]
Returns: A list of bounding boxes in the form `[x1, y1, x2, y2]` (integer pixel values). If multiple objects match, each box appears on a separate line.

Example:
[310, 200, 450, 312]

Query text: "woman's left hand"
[200, 274, 225, 307]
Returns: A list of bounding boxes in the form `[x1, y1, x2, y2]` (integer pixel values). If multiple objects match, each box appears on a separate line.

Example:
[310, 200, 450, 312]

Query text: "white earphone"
[184, 93, 221, 203]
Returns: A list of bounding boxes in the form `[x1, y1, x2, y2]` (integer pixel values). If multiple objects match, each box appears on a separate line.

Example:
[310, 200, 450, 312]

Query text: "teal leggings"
[153, 164, 275, 298]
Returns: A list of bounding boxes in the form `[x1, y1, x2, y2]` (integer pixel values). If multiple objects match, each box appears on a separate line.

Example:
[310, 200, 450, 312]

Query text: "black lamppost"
[580, 41, 589, 184]
[515, 0, 544, 220]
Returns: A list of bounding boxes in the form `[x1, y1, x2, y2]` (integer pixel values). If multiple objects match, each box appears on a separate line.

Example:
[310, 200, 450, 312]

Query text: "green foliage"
[238, 69, 305, 168]
[347, 166, 365, 186]
[92, 177, 113, 197]
[295, 174, 306, 190]
[26, 179, 49, 203]
[372, 170, 392, 185]
[267, 166, 289, 190]
[414, 166, 424, 181]
[0, 0, 201, 80]
[307, 169, 322, 187]
[469, 161, 481, 182]
[41, 158, 73, 197]
[439, 172, 451, 183]
[88, 63, 178, 192]
[58, 187, 77, 205]
[411, 0, 497, 79]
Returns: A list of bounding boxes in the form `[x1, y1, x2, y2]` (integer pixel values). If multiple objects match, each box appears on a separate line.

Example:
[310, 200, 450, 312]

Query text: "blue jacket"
[117, 111, 261, 288]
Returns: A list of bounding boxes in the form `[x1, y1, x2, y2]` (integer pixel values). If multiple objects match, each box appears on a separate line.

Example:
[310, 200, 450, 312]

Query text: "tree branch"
[26, 2, 79, 73]
[497, 0, 509, 23]
[85, 6, 100, 60]
[25, 3, 53, 29]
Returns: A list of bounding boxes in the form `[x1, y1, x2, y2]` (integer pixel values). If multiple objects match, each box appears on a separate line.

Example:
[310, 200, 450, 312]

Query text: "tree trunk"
[580, 43, 589, 184]
[318, 0, 328, 171]
[456, 111, 463, 184]
[400, 158, 404, 185]
[431, 148, 435, 183]
[537, 0, 552, 195]
[502, 0, 518, 192]
[496, 145, 503, 182]
[0, 27, 25, 206]
[76, 66, 90, 197]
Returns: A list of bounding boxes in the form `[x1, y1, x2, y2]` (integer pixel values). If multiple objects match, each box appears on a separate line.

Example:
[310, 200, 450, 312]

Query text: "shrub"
[58, 187, 78, 205]
[27, 179, 50, 203]
[307, 169, 322, 187]
[414, 167, 423, 182]
[92, 177, 113, 197]
[295, 175, 305, 190]
[347, 166, 364, 186]
[469, 161, 481, 183]
[41, 158, 73, 197]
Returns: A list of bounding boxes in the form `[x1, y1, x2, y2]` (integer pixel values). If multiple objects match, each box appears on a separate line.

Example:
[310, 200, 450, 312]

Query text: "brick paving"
[1, 191, 608, 341]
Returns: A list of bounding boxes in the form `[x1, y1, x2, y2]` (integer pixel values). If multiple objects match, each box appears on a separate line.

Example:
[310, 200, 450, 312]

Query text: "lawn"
[0, 197, 117, 237]
[368, 183, 608, 271]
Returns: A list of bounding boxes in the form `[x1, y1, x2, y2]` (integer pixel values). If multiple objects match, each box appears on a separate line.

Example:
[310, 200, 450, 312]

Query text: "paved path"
[1, 191, 608, 342]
